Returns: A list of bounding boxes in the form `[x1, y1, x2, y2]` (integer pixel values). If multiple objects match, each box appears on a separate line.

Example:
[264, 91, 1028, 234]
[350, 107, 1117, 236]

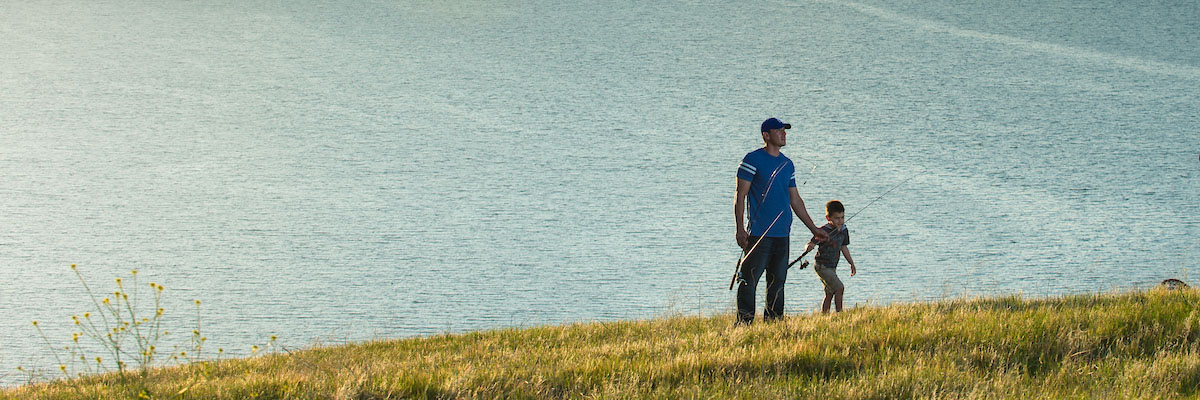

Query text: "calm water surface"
[2, 0, 1197, 382]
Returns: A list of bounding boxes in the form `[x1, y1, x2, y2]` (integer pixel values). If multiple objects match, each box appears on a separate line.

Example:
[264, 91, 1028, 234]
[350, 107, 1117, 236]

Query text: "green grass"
[7, 288, 1200, 399]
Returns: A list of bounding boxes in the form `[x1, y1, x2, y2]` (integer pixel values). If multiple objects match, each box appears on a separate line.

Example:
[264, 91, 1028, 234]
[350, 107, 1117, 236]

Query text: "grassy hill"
[6, 289, 1200, 399]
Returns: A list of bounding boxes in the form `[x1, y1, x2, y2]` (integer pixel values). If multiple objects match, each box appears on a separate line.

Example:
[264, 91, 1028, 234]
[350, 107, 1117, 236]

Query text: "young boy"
[803, 200, 856, 313]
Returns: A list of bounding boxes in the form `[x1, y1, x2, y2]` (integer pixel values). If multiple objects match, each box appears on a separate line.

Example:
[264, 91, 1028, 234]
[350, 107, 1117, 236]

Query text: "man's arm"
[788, 187, 829, 243]
[734, 178, 752, 249]
[842, 246, 856, 276]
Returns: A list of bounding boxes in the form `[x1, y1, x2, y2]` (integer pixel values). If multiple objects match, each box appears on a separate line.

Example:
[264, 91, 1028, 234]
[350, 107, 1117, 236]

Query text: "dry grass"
[6, 288, 1200, 399]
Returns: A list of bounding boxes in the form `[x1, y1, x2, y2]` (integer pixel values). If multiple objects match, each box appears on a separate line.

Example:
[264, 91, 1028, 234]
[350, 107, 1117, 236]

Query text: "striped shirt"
[809, 223, 850, 268]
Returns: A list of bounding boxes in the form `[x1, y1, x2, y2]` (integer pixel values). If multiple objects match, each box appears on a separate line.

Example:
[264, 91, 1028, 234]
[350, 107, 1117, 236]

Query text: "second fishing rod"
[787, 173, 917, 269]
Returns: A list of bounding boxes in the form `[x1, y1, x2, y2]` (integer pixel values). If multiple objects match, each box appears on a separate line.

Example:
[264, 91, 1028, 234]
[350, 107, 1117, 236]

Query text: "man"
[734, 117, 828, 325]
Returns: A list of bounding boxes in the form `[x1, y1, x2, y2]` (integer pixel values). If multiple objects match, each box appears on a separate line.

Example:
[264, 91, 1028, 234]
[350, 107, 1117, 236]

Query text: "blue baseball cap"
[761, 118, 792, 132]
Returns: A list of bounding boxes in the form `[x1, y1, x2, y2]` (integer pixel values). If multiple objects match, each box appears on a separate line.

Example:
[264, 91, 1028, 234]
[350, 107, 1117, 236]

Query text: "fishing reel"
[729, 268, 750, 290]
[797, 260, 810, 270]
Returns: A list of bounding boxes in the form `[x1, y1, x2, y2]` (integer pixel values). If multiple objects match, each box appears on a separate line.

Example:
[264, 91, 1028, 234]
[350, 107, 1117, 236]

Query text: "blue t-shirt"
[737, 148, 797, 237]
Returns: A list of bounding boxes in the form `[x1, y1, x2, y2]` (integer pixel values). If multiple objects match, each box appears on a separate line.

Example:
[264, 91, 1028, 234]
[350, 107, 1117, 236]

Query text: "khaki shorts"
[814, 263, 843, 295]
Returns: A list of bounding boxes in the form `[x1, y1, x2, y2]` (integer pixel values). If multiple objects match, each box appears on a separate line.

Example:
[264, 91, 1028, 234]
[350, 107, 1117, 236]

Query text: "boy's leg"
[763, 237, 790, 321]
[834, 289, 844, 312]
[736, 237, 769, 325]
[815, 263, 843, 314]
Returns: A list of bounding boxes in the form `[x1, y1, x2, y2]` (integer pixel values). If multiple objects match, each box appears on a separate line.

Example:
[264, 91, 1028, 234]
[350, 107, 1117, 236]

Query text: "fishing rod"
[787, 172, 918, 269]
[729, 209, 785, 290]
[729, 162, 818, 290]
[729, 161, 789, 290]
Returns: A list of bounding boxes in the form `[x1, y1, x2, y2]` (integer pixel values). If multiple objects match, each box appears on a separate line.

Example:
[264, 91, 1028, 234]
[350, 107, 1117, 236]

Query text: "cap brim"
[782, 123, 792, 129]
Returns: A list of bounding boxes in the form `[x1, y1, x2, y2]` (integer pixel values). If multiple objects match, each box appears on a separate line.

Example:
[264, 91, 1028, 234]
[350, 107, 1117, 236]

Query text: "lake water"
[2, 0, 1197, 383]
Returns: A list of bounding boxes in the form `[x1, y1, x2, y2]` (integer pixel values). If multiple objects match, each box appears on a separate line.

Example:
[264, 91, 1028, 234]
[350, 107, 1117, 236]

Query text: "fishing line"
[843, 173, 918, 225]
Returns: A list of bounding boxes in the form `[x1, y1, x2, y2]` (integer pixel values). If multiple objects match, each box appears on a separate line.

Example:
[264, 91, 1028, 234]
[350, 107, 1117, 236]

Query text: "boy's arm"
[841, 246, 856, 276]
[803, 241, 815, 254]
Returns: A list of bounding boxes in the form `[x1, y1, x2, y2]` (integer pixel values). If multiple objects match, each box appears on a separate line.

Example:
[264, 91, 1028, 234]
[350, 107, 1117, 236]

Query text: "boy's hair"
[826, 200, 845, 215]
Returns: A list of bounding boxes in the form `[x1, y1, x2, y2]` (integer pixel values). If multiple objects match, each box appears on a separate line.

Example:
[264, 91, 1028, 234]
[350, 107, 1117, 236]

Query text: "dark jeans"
[736, 236, 789, 324]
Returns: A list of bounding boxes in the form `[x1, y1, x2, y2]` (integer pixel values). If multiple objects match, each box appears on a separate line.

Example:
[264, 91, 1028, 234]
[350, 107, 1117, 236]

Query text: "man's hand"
[811, 228, 830, 244]
[736, 228, 749, 249]
[850, 263, 857, 277]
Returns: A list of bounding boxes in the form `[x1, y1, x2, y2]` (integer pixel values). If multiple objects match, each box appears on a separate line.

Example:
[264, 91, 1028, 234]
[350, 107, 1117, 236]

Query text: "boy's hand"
[850, 263, 857, 276]
[736, 228, 749, 249]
